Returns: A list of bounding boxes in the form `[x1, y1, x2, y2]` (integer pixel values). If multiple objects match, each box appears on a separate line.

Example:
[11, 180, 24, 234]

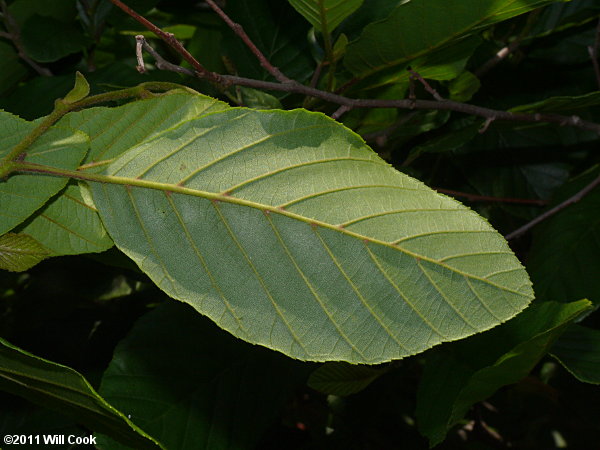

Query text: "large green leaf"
[0, 337, 164, 449]
[344, 0, 565, 77]
[96, 301, 310, 450]
[83, 104, 533, 364]
[0, 111, 88, 235]
[416, 299, 592, 447]
[288, 0, 363, 33]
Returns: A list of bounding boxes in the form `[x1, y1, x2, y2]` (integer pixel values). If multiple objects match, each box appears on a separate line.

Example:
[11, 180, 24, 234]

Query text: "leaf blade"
[0, 111, 89, 235]
[16, 183, 113, 256]
[0, 232, 50, 271]
[86, 106, 533, 363]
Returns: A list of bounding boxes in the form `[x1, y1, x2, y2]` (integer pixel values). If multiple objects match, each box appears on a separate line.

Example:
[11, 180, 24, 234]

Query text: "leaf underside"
[0, 232, 50, 271]
[0, 110, 89, 236]
[89, 105, 533, 363]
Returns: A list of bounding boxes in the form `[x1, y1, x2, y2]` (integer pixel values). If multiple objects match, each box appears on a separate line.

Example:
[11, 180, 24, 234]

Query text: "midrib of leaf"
[318, 0, 330, 36]
[15, 161, 531, 301]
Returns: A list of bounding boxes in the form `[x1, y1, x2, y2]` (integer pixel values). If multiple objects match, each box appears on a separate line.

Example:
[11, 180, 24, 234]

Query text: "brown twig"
[435, 189, 548, 206]
[475, 9, 540, 78]
[135, 36, 600, 135]
[475, 40, 521, 78]
[109, 0, 225, 86]
[479, 117, 495, 134]
[588, 18, 600, 90]
[409, 68, 444, 101]
[309, 61, 325, 89]
[135, 36, 195, 76]
[0, 0, 52, 76]
[116, 5, 600, 136]
[203, 0, 293, 84]
[505, 173, 600, 240]
[331, 105, 351, 120]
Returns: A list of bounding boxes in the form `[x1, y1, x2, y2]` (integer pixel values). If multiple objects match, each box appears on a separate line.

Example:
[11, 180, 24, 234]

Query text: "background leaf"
[0, 337, 164, 449]
[354, 35, 482, 94]
[20, 14, 86, 63]
[416, 299, 592, 447]
[222, 0, 315, 84]
[86, 105, 533, 363]
[0, 42, 28, 97]
[551, 324, 600, 384]
[344, 0, 565, 77]
[96, 301, 310, 450]
[308, 362, 388, 396]
[288, 0, 364, 34]
[527, 167, 600, 304]
[510, 91, 600, 113]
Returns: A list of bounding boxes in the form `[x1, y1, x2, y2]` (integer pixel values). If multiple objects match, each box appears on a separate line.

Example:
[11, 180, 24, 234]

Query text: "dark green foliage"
[1, 1, 600, 448]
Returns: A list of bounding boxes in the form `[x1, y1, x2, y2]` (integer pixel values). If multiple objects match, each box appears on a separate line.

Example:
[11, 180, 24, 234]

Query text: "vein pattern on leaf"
[89, 107, 533, 363]
[59, 91, 229, 168]
[263, 210, 368, 359]
[17, 184, 111, 255]
[165, 192, 250, 337]
[1, 111, 88, 235]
